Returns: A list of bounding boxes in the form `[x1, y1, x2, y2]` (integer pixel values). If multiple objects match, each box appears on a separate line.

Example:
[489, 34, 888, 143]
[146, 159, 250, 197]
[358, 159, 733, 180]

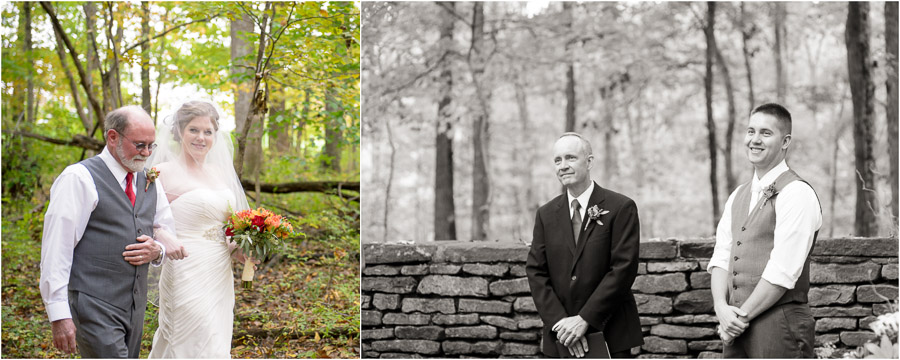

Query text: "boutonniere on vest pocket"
[759, 184, 778, 210]
[145, 167, 160, 192]
[585, 205, 610, 230]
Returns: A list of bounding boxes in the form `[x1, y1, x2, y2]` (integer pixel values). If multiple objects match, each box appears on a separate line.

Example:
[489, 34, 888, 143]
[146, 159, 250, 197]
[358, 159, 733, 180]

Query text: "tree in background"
[435, 1, 457, 241]
[886, 2, 898, 226]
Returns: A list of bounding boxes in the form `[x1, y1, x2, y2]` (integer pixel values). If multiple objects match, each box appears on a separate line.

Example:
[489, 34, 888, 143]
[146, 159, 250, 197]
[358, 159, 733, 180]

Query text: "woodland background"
[361, 1, 899, 243]
[1, 1, 360, 358]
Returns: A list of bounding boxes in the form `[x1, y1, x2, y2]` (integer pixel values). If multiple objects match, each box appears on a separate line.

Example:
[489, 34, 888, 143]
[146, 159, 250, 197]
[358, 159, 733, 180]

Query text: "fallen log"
[232, 326, 357, 346]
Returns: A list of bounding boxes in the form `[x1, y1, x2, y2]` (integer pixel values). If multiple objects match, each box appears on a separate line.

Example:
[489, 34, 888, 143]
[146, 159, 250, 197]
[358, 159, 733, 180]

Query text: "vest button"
[571, 276, 577, 281]
[741, 227, 746, 231]
[737, 241, 742, 246]
[732, 285, 737, 290]
[137, 228, 142, 234]
[734, 256, 739, 261]
[733, 271, 737, 276]
[134, 214, 138, 218]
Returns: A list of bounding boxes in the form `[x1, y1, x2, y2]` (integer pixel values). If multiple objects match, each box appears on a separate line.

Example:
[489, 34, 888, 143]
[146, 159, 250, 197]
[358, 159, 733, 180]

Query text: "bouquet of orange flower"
[224, 207, 293, 289]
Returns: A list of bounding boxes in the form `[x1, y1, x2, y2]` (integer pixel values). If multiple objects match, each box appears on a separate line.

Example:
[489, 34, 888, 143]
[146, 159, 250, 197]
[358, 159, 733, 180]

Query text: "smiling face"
[180, 116, 216, 160]
[108, 110, 155, 172]
[745, 112, 791, 176]
[553, 135, 593, 195]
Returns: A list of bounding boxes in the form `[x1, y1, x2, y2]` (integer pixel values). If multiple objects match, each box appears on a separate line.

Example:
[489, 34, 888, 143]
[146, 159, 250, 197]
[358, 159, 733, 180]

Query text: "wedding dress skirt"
[150, 189, 236, 358]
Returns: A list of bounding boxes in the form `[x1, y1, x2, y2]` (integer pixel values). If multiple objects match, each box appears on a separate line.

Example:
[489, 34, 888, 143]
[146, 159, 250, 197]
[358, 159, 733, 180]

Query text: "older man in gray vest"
[40, 106, 175, 358]
[707, 103, 822, 358]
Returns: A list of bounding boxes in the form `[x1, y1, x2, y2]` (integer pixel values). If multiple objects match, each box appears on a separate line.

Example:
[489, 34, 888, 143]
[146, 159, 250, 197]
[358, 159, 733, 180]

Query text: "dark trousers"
[724, 302, 815, 358]
[69, 291, 144, 358]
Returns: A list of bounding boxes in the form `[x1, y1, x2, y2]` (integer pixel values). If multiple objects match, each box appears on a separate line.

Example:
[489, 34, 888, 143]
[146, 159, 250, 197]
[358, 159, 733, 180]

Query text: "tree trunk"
[600, 87, 617, 179]
[140, 2, 151, 114]
[470, 2, 490, 241]
[434, 1, 456, 241]
[740, 2, 755, 108]
[323, 86, 343, 172]
[705, 2, 721, 229]
[845, 2, 879, 236]
[716, 45, 737, 193]
[24, 1, 34, 125]
[774, 2, 787, 104]
[271, 82, 291, 154]
[563, 2, 576, 132]
[383, 113, 396, 242]
[230, 11, 255, 176]
[53, 30, 90, 131]
[84, 2, 99, 132]
[886, 1, 899, 224]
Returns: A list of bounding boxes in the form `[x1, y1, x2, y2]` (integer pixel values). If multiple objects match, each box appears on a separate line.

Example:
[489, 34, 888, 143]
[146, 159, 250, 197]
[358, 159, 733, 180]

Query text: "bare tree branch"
[122, 13, 223, 53]
[3, 130, 105, 151]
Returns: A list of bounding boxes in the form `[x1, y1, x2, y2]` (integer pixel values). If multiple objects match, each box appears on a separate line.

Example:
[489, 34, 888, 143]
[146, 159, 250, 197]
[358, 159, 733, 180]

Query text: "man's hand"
[51, 318, 77, 354]
[123, 235, 161, 266]
[552, 315, 589, 347]
[565, 336, 590, 358]
[714, 303, 749, 337]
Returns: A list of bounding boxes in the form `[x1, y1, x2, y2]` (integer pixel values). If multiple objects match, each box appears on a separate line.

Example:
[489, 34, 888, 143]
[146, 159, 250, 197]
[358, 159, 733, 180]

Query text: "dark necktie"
[571, 199, 582, 244]
[125, 172, 135, 206]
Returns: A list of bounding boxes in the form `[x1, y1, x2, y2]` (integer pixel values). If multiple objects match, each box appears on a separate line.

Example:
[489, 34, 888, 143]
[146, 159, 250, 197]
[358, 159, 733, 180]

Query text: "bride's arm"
[154, 227, 188, 260]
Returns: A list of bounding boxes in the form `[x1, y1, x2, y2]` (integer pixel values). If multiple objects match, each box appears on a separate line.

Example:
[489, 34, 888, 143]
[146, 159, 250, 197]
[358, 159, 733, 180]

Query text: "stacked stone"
[361, 242, 542, 358]
[361, 238, 898, 359]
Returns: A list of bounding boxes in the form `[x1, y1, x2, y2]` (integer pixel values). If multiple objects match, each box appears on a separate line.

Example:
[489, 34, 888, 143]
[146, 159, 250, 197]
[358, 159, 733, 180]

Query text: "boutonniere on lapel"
[145, 167, 160, 192]
[759, 184, 778, 210]
[585, 205, 610, 231]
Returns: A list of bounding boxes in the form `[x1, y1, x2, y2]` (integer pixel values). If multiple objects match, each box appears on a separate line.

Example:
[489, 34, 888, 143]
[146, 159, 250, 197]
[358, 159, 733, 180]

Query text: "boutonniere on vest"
[145, 167, 160, 192]
[759, 183, 778, 210]
[585, 205, 610, 230]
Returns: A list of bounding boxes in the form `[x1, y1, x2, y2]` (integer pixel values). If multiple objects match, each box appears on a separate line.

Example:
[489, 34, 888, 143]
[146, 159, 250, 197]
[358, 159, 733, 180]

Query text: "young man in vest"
[707, 103, 822, 358]
[40, 106, 174, 358]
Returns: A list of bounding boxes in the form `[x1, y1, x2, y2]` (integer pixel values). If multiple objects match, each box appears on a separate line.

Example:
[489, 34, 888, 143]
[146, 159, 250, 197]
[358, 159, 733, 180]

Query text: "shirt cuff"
[761, 263, 797, 290]
[706, 259, 731, 274]
[151, 242, 166, 267]
[46, 301, 72, 322]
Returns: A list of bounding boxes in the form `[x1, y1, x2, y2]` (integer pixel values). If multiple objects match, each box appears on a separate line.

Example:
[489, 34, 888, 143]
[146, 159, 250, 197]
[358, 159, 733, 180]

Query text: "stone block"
[362, 310, 382, 326]
[690, 272, 711, 289]
[417, 275, 489, 297]
[459, 299, 512, 314]
[883, 263, 898, 280]
[463, 263, 509, 277]
[383, 312, 431, 325]
[812, 306, 872, 318]
[859, 316, 877, 330]
[810, 262, 880, 284]
[641, 240, 678, 259]
[363, 265, 401, 276]
[481, 315, 519, 330]
[647, 261, 698, 273]
[816, 317, 857, 332]
[514, 297, 537, 313]
[373, 293, 400, 310]
[364, 243, 436, 264]
[510, 264, 527, 277]
[362, 276, 418, 294]
[873, 257, 899, 264]
[697, 351, 722, 359]
[442, 340, 502, 355]
[816, 333, 840, 346]
[840, 331, 878, 347]
[664, 314, 718, 324]
[642, 336, 687, 354]
[516, 314, 544, 329]
[674, 290, 714, 314]
[634, 294, 673, 314]
[361, 351, 379, 358]
[362, 295, 371, 309]
[680, 240, 715, 258]
[362, 328, 394, 340]
[633, 273, 688, 294]
[429, 264, 461, 275]
[401, 264, 429, 275]
[401, 297, 455, 314]
[688, 340, 723, 351]
[379, 353, 422, 359]
[650, 324, 716, 339]
[638, 263, 647, 275]
[640, 316, 661, 326]
[813, 238, 898, 257]
[808, 285, 856, 306]
[874, 303, 894, 315]
[490, 278, 531, 296]
[500, 331, 539, 341]
[433, 313, 480, 325]
[857, 284, 898, 303]
[371, 340, 441, 355]
[435, 243, 529, 263]
[501, 342, 541, 356]
[446, 325, 498, 339]
[394, 326, 444, 340]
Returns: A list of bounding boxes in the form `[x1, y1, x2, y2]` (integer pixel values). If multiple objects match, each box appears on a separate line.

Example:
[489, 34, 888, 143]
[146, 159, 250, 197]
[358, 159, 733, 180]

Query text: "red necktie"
[125, 172, 135, 206]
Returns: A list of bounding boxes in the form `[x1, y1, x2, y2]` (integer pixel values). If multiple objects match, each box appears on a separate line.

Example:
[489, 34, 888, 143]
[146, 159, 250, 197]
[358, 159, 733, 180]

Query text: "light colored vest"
[727, 170, 819, 307]
[68, 156, 156, 312]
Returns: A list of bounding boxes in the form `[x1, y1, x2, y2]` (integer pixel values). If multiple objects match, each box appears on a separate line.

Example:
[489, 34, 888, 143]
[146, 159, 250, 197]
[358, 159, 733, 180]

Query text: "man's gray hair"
[559, 132, 593, 156]
[104, 106, 150, 141]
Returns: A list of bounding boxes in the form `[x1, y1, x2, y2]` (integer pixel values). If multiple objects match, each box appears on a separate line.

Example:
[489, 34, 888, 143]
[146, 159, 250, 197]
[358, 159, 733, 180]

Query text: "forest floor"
[1, 208, 360, 358]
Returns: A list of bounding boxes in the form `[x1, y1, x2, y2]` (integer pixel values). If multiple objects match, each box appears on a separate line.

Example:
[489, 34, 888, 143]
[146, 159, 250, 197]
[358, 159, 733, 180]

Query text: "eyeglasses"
[117, 131, 157, 152]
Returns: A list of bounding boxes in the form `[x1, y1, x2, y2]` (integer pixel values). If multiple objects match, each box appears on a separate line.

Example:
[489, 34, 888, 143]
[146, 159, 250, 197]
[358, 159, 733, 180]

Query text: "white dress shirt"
[567, 180, 596, 220]
[707, 160, 822, 289]
[39, 147, 175, 322]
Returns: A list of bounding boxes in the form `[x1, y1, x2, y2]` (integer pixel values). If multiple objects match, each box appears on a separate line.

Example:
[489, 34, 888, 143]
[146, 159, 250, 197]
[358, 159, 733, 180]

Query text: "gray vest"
[728, 170, 819, 307]
[68, 156, 156, 312]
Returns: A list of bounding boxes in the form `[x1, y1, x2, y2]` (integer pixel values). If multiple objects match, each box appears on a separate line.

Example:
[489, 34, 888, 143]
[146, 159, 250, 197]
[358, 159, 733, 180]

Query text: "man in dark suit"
[526, 133, 643, 358]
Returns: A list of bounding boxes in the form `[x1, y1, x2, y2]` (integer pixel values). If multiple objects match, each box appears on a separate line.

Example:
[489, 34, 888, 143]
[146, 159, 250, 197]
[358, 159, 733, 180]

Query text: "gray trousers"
[724, 302, 815, 358]
[68, 291, 144, 358]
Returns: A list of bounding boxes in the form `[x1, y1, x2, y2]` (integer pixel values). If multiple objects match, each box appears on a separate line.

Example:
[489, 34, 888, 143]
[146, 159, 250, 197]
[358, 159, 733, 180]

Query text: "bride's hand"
[155, 227, 189, 260]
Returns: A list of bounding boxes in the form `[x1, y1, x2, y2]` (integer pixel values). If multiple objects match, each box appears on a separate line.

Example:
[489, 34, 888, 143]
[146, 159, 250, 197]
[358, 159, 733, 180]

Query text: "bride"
[147, 101, 250, 358]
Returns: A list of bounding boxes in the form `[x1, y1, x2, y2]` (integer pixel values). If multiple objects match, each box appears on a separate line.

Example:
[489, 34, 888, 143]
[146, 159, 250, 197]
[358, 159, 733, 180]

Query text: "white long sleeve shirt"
[39, 148, 174, 322]
[707, 160, 822, 289]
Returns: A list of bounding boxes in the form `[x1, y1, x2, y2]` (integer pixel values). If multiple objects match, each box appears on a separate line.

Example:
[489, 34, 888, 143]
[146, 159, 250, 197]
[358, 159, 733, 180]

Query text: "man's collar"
[567, 181, 595, 209]
[98, 147, 131, 183]
[752, 160, 789, 190]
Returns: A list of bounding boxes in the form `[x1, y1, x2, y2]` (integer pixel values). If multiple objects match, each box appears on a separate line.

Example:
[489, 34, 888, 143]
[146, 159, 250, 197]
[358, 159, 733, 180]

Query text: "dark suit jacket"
[526, 183, 644, 356]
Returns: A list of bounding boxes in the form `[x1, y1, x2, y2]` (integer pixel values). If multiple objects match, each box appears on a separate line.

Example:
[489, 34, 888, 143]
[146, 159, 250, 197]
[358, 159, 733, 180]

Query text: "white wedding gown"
[149, 188, 236, 358]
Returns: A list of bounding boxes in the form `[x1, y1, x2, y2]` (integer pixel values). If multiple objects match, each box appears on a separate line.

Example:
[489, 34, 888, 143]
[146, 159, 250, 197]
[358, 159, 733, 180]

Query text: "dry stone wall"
[361, 238, 898, 358]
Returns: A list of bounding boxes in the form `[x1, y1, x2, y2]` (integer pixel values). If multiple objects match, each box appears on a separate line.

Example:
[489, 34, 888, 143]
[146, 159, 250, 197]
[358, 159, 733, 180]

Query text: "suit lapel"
[572, 183, 605, 269]
[554, 196, 577, 256]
